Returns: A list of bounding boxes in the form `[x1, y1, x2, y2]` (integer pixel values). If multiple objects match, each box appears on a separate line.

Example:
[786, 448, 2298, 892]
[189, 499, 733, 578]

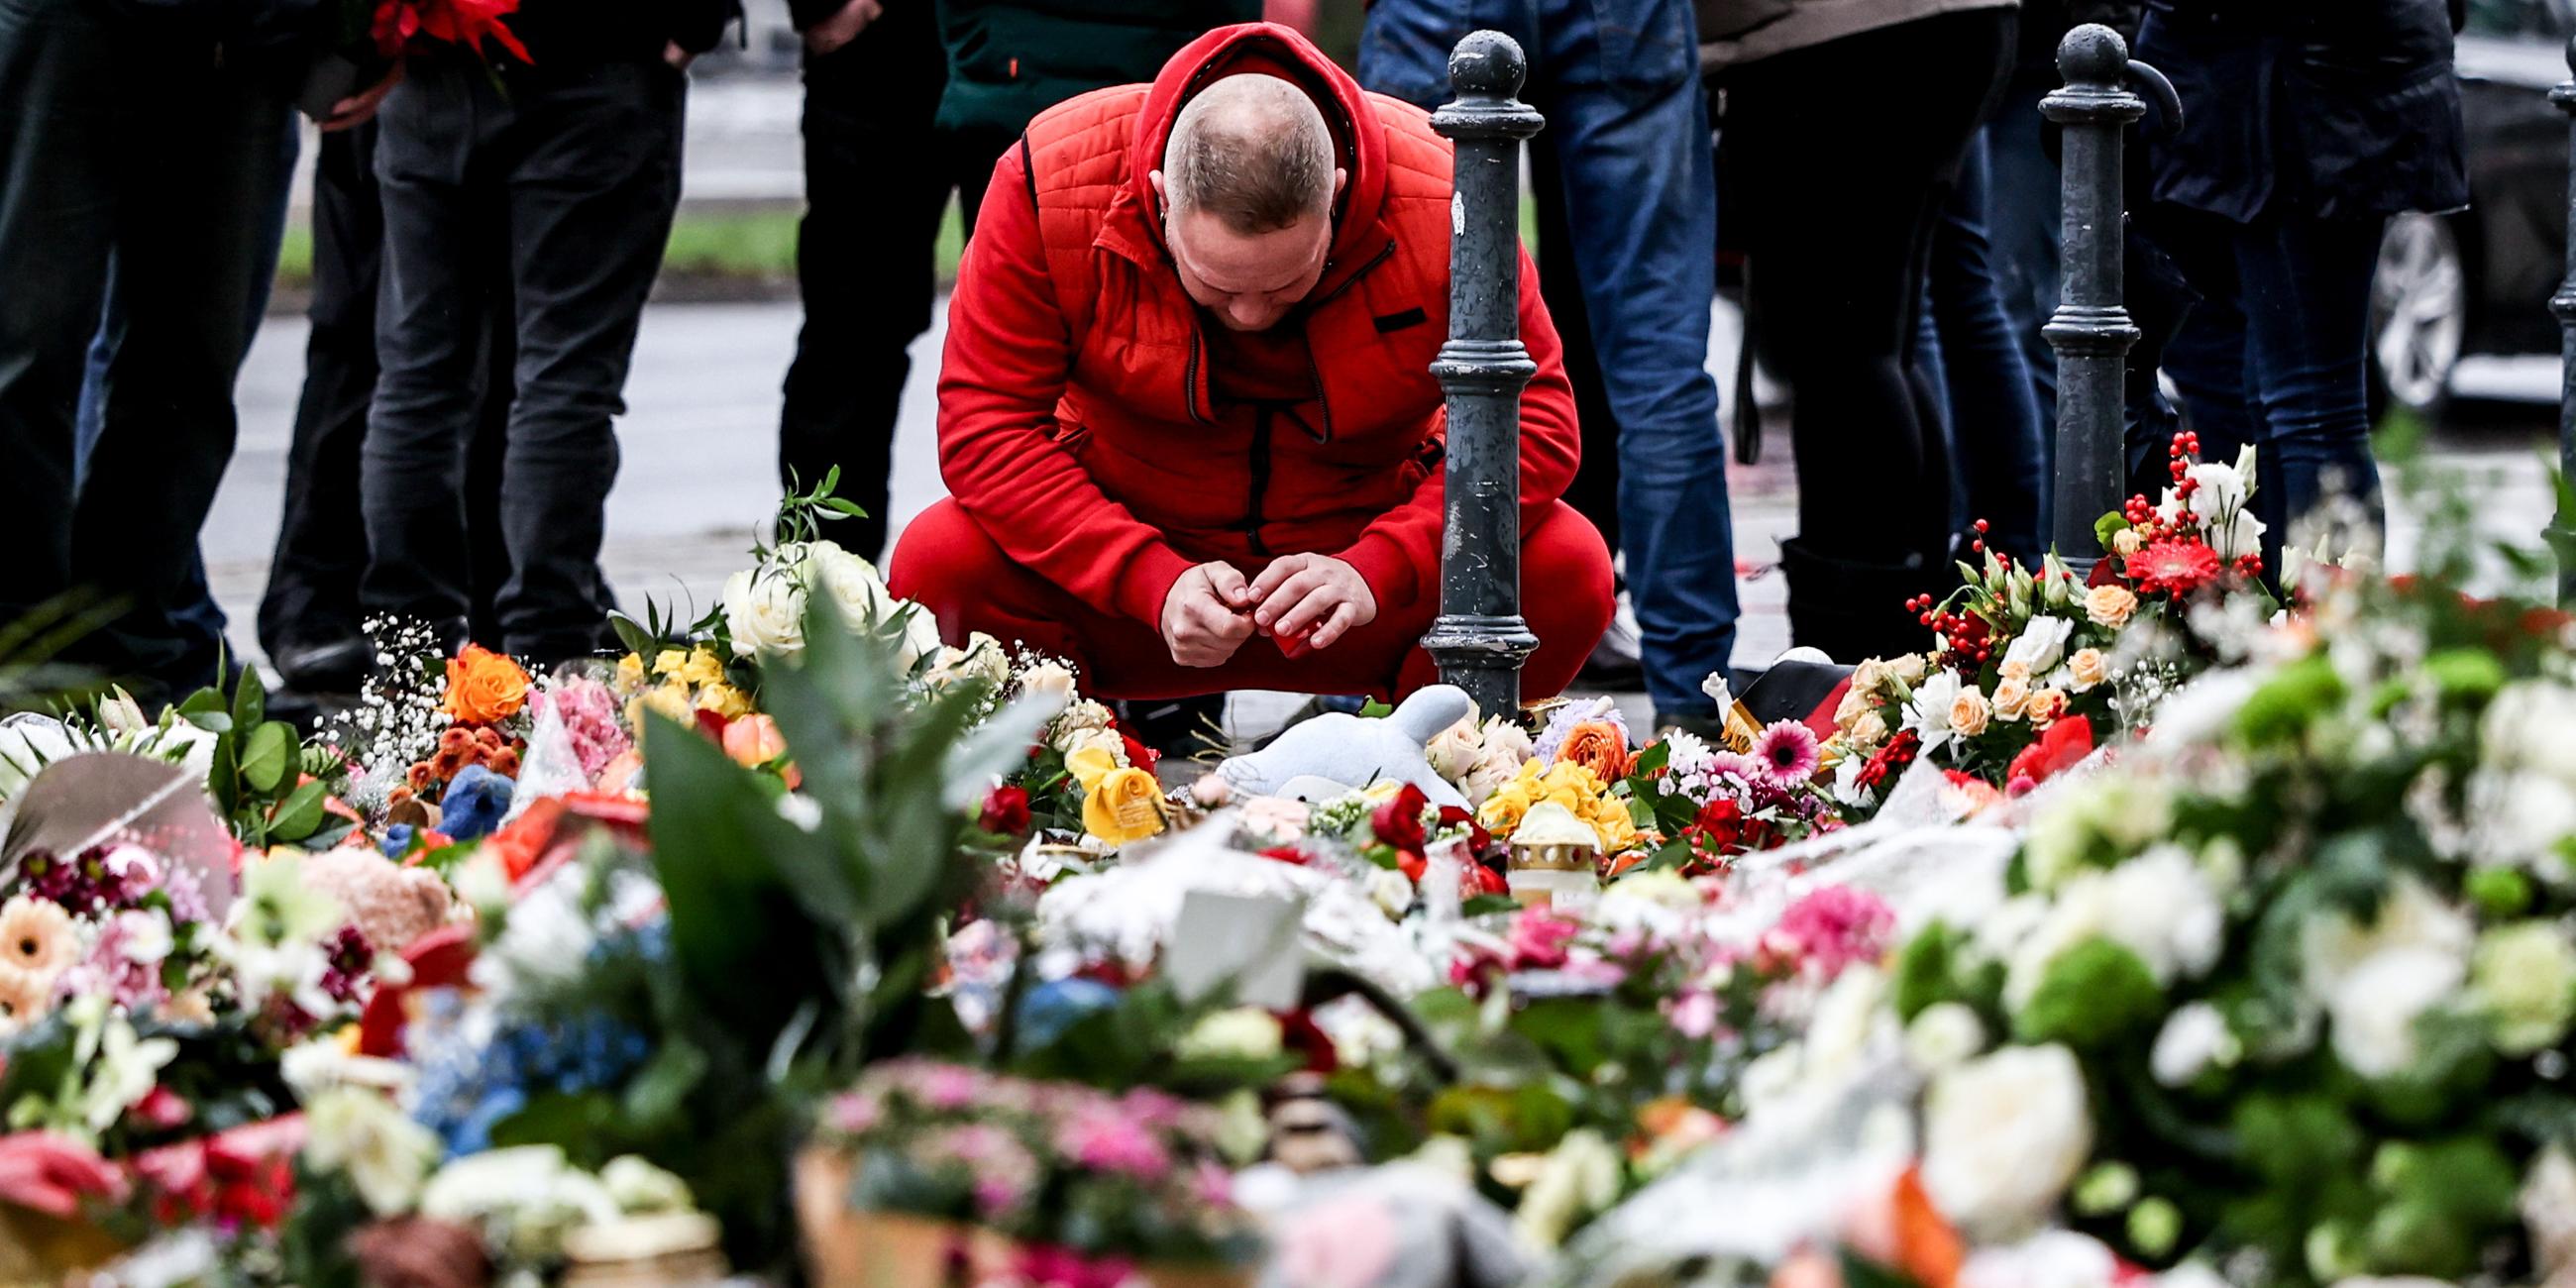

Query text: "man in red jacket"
[889, 23, 1613, 702]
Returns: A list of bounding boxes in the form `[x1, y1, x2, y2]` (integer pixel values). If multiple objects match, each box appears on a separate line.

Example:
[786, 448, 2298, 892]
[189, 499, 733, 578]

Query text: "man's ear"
[1334, 167, 1348, 199]
[1149, 168, 1168, 208]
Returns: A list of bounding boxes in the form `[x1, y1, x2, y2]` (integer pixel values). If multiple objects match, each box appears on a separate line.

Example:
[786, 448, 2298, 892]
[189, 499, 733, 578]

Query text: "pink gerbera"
[1748, 720, 1822, 787]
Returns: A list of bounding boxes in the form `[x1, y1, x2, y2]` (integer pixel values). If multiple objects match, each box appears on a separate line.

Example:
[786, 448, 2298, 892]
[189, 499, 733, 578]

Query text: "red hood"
[1113, 22, 1393, 288]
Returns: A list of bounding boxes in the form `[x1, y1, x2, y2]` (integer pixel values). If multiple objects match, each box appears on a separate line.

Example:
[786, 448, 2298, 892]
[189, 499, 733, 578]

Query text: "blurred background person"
[1916, 135, 2046, 566]
[1364, 0, 1741, 737]
[1705, 0, 2017, 662]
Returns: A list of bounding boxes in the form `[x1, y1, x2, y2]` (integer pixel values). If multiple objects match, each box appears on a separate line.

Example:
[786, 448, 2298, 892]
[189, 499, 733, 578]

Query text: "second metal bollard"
[2041, 24, 2148, 569]
[1423, 31, 1546, 716]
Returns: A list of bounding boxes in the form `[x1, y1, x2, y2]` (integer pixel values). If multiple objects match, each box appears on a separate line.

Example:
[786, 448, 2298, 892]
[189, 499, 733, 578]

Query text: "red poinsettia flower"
[2006, 715, 2094, 791]
[2127, 539, 2221, 596]
[1370, 783, 1429, 856]
[979, 785, 1031, 835]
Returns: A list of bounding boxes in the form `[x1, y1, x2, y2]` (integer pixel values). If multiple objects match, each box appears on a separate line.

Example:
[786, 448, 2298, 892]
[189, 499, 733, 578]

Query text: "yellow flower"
[652, 648, 691, 678]
[1478, 785, 1534, 837]
[633, 679, 694, 725]
[694, 682, 753, 719]
[679, 648, 728, 690]
[1361, 779, 1406, 805]
[1083, 767, 1168, 846]
[614, 653, 646, 692]
[1066, 745, 1121, 795]
[1587, 800, 1641, 854]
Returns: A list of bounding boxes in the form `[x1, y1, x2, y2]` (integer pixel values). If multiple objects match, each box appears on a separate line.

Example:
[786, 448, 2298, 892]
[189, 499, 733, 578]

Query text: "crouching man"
[890, 23, 1612, 701]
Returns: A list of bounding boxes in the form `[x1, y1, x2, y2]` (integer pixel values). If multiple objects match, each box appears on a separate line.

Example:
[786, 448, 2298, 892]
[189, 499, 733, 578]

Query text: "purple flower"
[1748, 721, 1821, 788]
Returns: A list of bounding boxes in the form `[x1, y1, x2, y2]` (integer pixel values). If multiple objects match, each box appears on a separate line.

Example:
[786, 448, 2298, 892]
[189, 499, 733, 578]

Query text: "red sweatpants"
[888, 499, 1616, 702]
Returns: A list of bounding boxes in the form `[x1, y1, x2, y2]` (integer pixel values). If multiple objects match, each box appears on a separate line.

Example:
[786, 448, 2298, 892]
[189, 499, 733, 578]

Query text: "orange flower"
[1556, 719, 1634, 782]
[443, 644, 530, 725]
[723, 714, 788, 768]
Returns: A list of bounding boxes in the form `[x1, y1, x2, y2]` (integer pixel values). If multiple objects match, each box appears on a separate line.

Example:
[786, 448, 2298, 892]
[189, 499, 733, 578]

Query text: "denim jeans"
[0, 0, 299, 701]
[2153, 206, 2387, 571]
[72, 116, 299, 689]
[365, 54, 685, 660]
[1359, 0, 1739, 718]
[1916, 133, 2047, 565]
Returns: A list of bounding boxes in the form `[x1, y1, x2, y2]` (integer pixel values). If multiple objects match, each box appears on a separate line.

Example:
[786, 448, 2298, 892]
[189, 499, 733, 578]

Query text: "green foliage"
[176, 665, 350, 849]
[2013, 938, 2162, 1050]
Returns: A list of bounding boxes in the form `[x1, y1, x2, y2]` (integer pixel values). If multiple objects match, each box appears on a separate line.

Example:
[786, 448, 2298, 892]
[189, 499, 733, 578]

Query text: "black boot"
[1778, 538, 1945, 665]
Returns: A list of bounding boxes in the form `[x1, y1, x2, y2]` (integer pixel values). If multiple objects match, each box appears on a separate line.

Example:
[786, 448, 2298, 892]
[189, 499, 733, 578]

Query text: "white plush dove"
[1216, 686, 1472, 811]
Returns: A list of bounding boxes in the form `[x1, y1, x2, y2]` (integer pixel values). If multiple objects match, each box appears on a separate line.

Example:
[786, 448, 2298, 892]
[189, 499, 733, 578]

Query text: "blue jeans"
[2155, 207, 2387, 572]
[75, 116, 300, 687]
[1359, 0, 1739, 718]
[1916, 133, 2046, 565]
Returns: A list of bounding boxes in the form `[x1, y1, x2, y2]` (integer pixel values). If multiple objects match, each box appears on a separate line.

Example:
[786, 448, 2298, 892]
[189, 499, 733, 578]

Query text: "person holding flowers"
[890, 23, 1614, 705]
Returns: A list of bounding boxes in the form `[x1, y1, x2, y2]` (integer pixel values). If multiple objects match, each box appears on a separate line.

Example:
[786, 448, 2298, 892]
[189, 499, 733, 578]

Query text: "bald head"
[1162, 75, 1337, 234]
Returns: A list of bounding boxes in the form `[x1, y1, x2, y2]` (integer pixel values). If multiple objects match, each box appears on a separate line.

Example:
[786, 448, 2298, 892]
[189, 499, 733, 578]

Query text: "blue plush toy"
[439, 765, 515, 841]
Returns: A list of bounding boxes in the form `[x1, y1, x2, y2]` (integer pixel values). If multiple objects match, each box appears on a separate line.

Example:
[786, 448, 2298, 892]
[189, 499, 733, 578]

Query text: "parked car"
[2370, 0, 2572, 419]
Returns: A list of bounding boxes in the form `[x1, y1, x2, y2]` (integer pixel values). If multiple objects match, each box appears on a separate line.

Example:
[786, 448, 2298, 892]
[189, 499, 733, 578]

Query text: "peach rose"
[1848, 709, 1889, 749]
[2084, 584, 2138, 629]
[2068, 648, 2107, 692]
[1991, 673, 2031, 720]
[2026, 687, 2070, 725]
[1997, 658, 2031, 685]
[2112, 527, 2144, 557]
[1947, 688, 1992, 738]
[723, 713, 788, 768]
[443, 644, 530, 725]
[1556, 719, 1634, 782]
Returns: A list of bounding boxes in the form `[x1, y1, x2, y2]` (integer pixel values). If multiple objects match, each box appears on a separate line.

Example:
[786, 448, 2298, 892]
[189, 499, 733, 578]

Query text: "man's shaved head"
[1162, 75, 1337, 234]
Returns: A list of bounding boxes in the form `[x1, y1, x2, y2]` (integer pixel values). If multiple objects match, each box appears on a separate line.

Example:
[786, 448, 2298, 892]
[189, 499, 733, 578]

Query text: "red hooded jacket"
[934, 22, 1580, 627]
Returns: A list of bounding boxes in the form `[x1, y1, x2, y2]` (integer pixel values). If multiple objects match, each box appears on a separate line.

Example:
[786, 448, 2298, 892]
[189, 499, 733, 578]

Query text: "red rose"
[2006, 715, 2094, 789]
[1370, 783, 1430, 855]
[979, 785, 1031, 835]
[1471, 862, 1508, 896]
[1691, 797, 1747, 850]
[1119, 730, 1159, 778]
[1438, 805, 1492, 851]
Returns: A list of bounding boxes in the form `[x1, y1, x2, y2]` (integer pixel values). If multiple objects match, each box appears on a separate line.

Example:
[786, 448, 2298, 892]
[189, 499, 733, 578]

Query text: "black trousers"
[778, 1, 997, 561]
[363, 54, 683, 661]
[260, 123, 514, 662]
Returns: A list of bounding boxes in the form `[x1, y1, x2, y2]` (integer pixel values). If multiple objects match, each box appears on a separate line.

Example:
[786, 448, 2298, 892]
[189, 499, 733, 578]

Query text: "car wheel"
[2368, 212, 2467, 425]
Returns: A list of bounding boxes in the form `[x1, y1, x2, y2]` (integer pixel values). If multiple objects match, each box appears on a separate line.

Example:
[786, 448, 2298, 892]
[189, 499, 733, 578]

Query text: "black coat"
[2134, 0, 2468, 222]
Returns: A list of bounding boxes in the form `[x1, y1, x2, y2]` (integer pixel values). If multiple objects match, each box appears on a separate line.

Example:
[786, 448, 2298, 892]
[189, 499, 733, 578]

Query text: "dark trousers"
[2154, 206, 2388, 571]
[1916, 134, 2047, 564]
[1723, 8, 2011, 650]
[1361, 0, 1740, 718]
[779, 1, 985, 562]
[365, 54, 684, 661]
[0, 0, 297, 701]
[262, 124, 514, 663]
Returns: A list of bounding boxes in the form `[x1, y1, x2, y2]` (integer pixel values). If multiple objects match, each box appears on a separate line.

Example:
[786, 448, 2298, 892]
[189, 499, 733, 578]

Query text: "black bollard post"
[2549, 38, 2576, 602]
[2042, 25, 2148, 571]
[1423, 31, 1545, 717]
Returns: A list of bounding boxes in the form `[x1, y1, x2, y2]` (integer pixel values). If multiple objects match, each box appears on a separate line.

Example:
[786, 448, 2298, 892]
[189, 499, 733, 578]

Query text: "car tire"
[2367, 212, 2468, 427]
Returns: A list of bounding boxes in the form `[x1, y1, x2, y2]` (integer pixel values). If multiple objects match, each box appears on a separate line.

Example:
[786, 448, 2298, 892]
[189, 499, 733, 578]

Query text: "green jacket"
[935, 0, 1261, 137]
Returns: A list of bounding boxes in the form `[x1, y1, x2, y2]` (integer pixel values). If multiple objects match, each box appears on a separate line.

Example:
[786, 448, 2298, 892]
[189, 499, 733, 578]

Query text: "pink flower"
[1748, 720, 1822, 788]
[1507, 910, 1583, 970]
[1059, 1110, 1170, 1179]
[1770, 886, 1896, 980]
[826, 1091, 881, 1135]
[1015, 1243, 1135, 1288]
[918, 1063, 985, 1112]
[540, 679, 630, 779]
[1667, 991, 1719, 1039]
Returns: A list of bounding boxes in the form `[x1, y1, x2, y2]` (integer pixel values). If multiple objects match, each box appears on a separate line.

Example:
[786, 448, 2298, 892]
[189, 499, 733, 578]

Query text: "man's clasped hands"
[1159, 554, 1379, 668]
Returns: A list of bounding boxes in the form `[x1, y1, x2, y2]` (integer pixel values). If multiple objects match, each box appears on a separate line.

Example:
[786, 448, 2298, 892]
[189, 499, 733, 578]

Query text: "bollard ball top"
[2057, 22, 2129, 85]
[1449, 30, 1528, 98]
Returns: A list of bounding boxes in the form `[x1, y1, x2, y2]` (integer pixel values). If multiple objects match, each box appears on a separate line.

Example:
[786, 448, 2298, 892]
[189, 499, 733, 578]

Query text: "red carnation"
[2128, 539, 2221, 596]
[979, 785, 1031, 835]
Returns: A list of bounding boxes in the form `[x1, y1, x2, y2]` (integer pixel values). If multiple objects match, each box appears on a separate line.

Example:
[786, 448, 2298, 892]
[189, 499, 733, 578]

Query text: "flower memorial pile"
[6, 459, 2576, 1288]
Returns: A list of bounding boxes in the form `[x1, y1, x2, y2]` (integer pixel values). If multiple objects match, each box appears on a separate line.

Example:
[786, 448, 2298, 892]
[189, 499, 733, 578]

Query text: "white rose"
[2302, 874, 2474, 1078]
[1367, 868, 1413, 918]
[2150, 1002, 2239, 1087]
[1058, 725, 1126, 762]
[2483, 682, 2576, 790]
[2002, 616, 2075, 676]
[1020, 661, 1079, 705]
[721, 567, 808, 661]
[1054, 698, 1112, 735]
[804, 541, 941, 668]
[2472, 921, 2576, 1056]
[1461, 741, 1532, 809]
[1958, 1232, 2121, 1288]
[1922, 1044, 2093, 1239]
[2101, 846, 2226, 984]
[1424, 715, 1486, 782]
[1178, 1008, 1284, 1062]
[1905, 670, 1966, 757]
[1905, 1002, 1987, 1075]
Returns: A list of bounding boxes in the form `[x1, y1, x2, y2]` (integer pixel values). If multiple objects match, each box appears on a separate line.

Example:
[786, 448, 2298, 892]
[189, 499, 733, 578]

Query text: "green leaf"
[2094, 510, 2133, 552]
[231, 663, 266, 733]
[608, 611, 659, 661]
[239, 721, 294, 796]
[1460, 895, 1519, 918]
[1358, 698, 1394, 719]
[621, 1037, 708, 1128]
[177, 688, 226, 720]
[1629, 740, 1670, 777]
[2012, 936, 2162, 1049]
[183, 709, 234, 735]
[821, 497, 869, 518]
[268, 779, 331, 842]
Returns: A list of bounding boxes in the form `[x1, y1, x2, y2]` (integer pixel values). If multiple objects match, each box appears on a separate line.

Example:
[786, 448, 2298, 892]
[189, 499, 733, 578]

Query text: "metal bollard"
[2041, 25, 2149, 568]
[1423, 31, 1545, 716]
[2549, 38, 2576, 602]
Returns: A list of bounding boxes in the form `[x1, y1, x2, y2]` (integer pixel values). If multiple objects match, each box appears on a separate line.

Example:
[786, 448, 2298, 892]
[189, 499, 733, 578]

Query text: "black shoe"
[1115, 695, 1229, 761]
[273, 636, 374, 694]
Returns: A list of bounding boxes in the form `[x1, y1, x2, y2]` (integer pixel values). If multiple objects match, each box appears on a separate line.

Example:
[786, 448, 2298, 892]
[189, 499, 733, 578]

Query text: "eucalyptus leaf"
[239, 721, 293, 795]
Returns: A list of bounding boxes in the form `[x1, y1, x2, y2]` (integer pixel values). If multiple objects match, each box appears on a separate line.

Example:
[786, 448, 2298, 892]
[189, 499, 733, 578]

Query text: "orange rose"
[723, 713, 788, 768]
[1556, 719, 1634, 782]
[443, 644, 530, 725]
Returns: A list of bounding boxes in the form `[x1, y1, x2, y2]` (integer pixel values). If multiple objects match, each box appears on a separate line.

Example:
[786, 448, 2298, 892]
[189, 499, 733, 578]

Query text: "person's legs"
[1984, 81, 2060, 442]
[71, 61, 296, 699]
[492, 60, 686, 662]
[779, 2, 949, 560]
[0, 0, 116, 641]
[363, 58, 496, 650]
[2150, 208, 2262, 476]
[1528, 133, 1622, 559]
[2233, 211, 2387, 568]
[1726, 9, 2008, 660]
[1926, 134, 2046, 562]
